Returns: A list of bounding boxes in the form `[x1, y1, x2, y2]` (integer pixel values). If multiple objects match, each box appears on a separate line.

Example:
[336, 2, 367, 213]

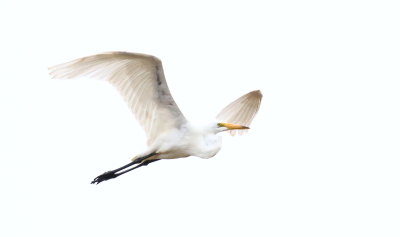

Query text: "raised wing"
[216, 90, 262, 135]
[49, 52, 186, 145]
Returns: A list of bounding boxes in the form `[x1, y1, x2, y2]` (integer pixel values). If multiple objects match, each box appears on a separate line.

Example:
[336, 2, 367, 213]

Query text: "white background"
[1, 0, 399, 236]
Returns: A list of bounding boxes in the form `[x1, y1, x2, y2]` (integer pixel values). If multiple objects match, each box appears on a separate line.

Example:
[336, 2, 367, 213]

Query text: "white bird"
[49, 52, 262, 184]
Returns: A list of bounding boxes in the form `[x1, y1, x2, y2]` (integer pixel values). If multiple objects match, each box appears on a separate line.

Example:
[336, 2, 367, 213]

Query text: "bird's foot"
[91, 171, 118, 184]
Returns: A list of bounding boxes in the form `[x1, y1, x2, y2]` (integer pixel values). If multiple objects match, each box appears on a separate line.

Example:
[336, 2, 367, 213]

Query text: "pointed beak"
[218, 123, 250, 130]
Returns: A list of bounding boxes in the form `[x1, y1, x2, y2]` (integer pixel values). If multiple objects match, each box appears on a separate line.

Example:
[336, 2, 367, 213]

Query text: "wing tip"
[250, 90, 263, 97]
[247, 90, 263, 101]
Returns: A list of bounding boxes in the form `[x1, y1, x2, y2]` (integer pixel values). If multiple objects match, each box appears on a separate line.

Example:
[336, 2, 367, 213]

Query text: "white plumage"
[49, 52, 262, 184]
[49, 52, 185, 146]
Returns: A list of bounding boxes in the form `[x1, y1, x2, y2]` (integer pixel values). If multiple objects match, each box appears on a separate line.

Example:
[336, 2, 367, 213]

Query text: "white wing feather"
[216, 90, 262, 135]
[49, 52, 186, 145]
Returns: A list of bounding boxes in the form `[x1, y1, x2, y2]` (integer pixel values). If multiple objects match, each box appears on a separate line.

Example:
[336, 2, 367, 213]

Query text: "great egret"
[49, 52, 262, 184]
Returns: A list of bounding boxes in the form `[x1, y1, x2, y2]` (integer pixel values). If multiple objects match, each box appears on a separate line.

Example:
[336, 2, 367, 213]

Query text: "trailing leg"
[90, 152, 158, 184]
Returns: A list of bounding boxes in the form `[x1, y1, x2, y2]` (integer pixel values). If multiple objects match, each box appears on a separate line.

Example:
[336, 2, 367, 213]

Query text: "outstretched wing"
[216, 90, 262, 135]
[49, 52, 186, 145]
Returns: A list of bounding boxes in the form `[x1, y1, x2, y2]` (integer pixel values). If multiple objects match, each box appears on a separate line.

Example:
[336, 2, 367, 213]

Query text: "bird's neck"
[195, 134, 222, 159]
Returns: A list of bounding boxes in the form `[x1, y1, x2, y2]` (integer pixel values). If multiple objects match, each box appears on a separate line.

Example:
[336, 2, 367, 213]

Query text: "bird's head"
[215, 122, 249, 133]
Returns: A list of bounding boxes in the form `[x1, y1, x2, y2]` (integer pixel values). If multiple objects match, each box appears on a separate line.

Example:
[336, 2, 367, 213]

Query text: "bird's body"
[146, 122, 222, 160]
[49, 52, 262, 184]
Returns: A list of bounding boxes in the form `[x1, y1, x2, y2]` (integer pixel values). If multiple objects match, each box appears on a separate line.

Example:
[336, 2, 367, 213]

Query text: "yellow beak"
[218, 122, 250, 130]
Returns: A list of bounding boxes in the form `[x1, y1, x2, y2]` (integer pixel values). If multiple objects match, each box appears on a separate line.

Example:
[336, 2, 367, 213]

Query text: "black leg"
[90, 153, 158, 185]
[114, 159, 160, 176]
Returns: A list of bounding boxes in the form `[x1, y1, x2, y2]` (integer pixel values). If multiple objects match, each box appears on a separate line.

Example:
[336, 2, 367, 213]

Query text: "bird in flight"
[49, 52, 262, 184]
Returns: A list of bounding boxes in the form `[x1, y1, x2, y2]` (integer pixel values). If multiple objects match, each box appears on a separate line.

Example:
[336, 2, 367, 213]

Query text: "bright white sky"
[1, 0, 399, 236]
